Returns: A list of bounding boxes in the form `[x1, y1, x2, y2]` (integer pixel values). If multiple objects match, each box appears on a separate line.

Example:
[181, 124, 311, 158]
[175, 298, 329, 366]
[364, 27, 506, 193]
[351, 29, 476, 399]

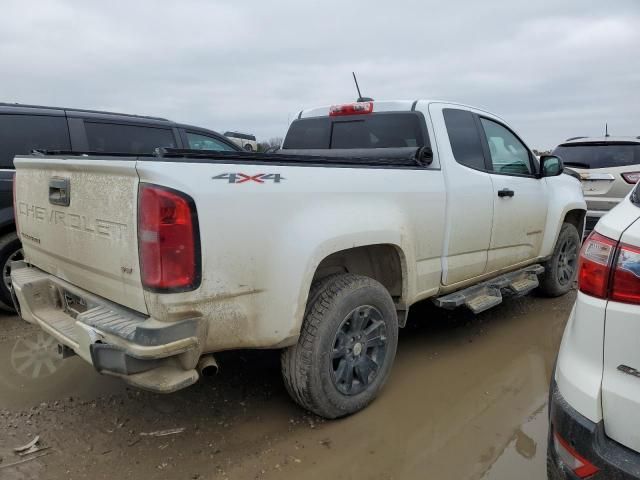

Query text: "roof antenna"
[605, 122, 610, 138]
[352, 72, 373, 102]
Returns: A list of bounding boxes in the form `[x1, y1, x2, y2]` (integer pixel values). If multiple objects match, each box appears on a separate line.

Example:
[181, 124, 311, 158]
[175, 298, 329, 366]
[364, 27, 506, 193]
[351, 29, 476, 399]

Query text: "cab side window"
[85, 122, 176, 154]
[479, 118, 532, 175]
[0, 114, 70, 168]
[443, 108, 486, 170]
[186, 132, 235, 151]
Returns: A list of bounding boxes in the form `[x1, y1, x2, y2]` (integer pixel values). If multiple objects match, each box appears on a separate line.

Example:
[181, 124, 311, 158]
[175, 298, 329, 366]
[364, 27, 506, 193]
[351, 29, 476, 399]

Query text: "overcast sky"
[2, 0, 639, 149]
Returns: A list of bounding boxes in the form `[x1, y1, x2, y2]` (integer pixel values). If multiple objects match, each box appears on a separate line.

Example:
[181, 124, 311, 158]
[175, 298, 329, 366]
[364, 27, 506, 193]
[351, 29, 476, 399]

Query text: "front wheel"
[538, 222, 581, 297]
[281, 274, 398, 419]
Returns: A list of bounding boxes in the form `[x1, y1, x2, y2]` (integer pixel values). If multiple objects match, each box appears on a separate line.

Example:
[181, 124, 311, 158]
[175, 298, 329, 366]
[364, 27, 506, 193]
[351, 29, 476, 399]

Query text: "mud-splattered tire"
[281, 274, 398, 419]
[538, 223, 581, 297]
[0, 232, 23, 313]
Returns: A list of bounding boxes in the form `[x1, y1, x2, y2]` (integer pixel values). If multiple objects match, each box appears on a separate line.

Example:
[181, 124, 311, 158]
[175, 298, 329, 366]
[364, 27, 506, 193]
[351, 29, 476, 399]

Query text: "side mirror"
[539, 155, 564, 177]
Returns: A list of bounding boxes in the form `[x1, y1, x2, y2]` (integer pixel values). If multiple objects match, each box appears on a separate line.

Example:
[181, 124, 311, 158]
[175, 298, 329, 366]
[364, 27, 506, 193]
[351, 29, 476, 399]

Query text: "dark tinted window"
[187, 132, 235, 151]
[331, 114, 424, 149]
[85, 122, 176, 154]
[283, 118, 331, 149]
[443, 109, 485, 170]
[283, 113, 425, 150]
[553, 143, 640, 169]
[0, 114, 70, 167]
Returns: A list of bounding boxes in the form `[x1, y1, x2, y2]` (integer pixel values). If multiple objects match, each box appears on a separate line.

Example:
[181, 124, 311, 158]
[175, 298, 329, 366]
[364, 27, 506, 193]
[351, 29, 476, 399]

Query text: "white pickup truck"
[11, 100, 585, 418]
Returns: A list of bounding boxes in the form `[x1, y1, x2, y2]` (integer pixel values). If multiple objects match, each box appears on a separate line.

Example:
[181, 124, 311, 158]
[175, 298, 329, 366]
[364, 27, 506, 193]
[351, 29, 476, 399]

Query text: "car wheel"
[0, 232, 23, 312]
[244, 144, 254, 152]
[281, 274, 398, 419]
[538, 223, 581, 297]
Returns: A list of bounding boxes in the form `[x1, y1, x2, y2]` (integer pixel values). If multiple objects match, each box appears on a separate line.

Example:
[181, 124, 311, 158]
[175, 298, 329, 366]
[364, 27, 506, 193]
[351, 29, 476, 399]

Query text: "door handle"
[498, 188, 515, 198]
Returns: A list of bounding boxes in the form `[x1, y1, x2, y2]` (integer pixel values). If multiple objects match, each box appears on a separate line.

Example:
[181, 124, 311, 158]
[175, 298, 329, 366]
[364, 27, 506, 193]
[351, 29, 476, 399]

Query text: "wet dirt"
[0, 292, 574, 479]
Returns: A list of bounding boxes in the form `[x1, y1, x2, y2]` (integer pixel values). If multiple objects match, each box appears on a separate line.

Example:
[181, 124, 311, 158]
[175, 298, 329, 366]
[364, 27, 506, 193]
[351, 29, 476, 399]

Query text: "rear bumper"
[10, 261, 203, 393]
[548, 379, 640, 479]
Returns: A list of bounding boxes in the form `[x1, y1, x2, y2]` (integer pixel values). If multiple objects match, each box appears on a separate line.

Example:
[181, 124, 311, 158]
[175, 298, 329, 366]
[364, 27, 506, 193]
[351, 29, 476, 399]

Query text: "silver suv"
[553, 136, 640, 232]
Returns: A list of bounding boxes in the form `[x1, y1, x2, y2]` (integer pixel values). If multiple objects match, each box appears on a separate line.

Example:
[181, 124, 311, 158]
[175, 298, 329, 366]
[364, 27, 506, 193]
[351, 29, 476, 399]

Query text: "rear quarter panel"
[135, 160, 446, 352]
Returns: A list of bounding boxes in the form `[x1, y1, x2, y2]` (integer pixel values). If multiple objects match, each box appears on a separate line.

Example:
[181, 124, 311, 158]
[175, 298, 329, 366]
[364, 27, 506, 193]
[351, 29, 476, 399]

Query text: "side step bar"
[433, 265, 544, 314]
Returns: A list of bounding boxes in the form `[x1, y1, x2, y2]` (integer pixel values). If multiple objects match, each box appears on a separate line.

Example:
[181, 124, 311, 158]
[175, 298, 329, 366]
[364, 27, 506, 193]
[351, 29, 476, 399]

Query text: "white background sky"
[2, 0, 639, 149]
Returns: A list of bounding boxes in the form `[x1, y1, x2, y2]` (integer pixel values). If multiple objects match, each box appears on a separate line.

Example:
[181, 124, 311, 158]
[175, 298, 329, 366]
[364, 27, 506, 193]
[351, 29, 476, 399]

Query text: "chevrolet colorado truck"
[11, 100, 586, 418]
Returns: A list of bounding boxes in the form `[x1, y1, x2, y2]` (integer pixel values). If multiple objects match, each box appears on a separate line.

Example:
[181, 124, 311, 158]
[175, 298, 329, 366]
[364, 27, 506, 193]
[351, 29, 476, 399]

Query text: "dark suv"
[0, 103, 239, 311]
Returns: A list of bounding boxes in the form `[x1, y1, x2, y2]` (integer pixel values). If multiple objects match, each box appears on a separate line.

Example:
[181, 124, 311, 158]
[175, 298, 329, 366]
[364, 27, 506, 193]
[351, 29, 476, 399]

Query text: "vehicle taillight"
[578, 231, 616, 299]
[13, 173, 19, 236]
[622, 172, 640, 184]
[138, 184, 200, 292]
[329, 101, 374, 116]
[611, 242, 640, 305]
[553, 431, 599, 478]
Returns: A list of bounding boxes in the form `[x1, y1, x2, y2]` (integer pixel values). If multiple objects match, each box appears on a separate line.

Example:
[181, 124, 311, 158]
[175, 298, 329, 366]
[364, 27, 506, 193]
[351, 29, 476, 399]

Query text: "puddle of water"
[219, 294, 571, 480]
[0, 329, 126, 409]
[481, 403, 548, 479]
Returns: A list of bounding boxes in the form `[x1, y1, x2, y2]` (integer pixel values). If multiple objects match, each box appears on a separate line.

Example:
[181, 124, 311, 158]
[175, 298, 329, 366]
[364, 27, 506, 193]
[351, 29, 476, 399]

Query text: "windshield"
[283, 113, 426, 150]
[553, 143, 640, 169]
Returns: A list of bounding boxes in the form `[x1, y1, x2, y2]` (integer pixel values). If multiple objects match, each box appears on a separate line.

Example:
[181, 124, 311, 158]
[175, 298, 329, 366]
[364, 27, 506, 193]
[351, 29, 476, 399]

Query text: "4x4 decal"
[212, 173, 285, 184]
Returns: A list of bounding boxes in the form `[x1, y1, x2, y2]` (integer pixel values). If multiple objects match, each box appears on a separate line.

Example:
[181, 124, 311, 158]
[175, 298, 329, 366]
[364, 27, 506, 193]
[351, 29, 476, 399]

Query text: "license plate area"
[63, 290, 90, 318]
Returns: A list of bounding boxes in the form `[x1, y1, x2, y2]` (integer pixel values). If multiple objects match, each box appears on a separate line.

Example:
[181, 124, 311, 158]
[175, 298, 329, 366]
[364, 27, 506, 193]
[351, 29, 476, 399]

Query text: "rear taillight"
[611, 242, 640, 305]
[578, 231, 616, 298]
[138, 184, 200, 292]
[329, 101, 373, 116]
[622, 172, 640, 184]
[553, 431, 599, 478]
[578, 231, 640, 305]
[12, 173, 19, 236]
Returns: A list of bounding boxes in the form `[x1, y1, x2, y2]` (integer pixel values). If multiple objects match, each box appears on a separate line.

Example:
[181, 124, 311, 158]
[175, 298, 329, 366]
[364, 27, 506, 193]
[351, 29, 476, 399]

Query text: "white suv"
[548, 183, 640, 479]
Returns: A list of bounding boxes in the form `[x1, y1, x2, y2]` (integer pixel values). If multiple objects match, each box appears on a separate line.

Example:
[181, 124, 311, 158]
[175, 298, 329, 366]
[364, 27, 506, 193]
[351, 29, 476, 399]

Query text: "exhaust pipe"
[197, 354, 219, 377]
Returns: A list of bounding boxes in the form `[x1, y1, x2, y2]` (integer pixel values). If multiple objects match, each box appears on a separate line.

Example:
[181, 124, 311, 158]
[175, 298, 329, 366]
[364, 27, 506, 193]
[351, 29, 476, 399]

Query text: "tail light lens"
[578, 231, 640, 305]
[622, 172, 640, 184]
[138, 184, 200, 292]
[578, 232, 616, 298]
[329, 101, 374, 116]
[553, 431, 599, 478]
[611, 242, 640, 304]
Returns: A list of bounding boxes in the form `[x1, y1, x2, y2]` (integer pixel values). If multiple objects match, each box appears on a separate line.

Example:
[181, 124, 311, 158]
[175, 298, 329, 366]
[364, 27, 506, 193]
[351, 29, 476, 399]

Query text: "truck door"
[477, 117, 548, 273]
[434, 106, 493, 285]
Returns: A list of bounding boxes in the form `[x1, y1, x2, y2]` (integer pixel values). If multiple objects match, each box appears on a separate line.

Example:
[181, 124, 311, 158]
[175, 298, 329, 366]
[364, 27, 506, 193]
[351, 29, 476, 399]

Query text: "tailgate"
[14, 157, 147, 314]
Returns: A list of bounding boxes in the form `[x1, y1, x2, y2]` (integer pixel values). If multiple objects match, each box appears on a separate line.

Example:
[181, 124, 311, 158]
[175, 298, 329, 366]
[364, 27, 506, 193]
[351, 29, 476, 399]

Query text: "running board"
[433, 265, 544, 314]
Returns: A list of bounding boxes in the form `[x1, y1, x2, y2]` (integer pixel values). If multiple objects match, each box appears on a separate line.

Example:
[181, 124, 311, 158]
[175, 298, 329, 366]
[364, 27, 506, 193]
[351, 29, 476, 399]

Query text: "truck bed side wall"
[135, 160, 447, 352]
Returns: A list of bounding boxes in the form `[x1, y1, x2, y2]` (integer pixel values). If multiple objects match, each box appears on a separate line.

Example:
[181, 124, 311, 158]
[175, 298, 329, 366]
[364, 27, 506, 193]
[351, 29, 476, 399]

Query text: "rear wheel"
[281, 274, 398, 419]
[538, 223, 580, 297]
[243, 143, 254, 152]
[0, 232, 22, 312]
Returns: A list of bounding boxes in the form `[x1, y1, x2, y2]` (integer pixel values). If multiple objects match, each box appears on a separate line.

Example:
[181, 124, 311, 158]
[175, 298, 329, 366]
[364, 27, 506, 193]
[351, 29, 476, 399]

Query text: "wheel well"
[312, 244, 405, 311]
[563, 209, 586, 236]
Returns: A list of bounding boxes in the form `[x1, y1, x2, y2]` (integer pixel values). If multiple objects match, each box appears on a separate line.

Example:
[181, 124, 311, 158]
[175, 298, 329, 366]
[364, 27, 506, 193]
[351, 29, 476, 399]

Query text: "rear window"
[283, 113, 425, 150]
[85, 122, 176, 154]
[0, 114, 70, 168]
[553, 143, 640, 169]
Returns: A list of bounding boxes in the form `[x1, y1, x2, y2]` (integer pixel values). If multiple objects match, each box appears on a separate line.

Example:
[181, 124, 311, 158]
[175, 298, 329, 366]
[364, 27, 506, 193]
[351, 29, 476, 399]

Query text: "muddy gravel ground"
[0, 291, 574, 480]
